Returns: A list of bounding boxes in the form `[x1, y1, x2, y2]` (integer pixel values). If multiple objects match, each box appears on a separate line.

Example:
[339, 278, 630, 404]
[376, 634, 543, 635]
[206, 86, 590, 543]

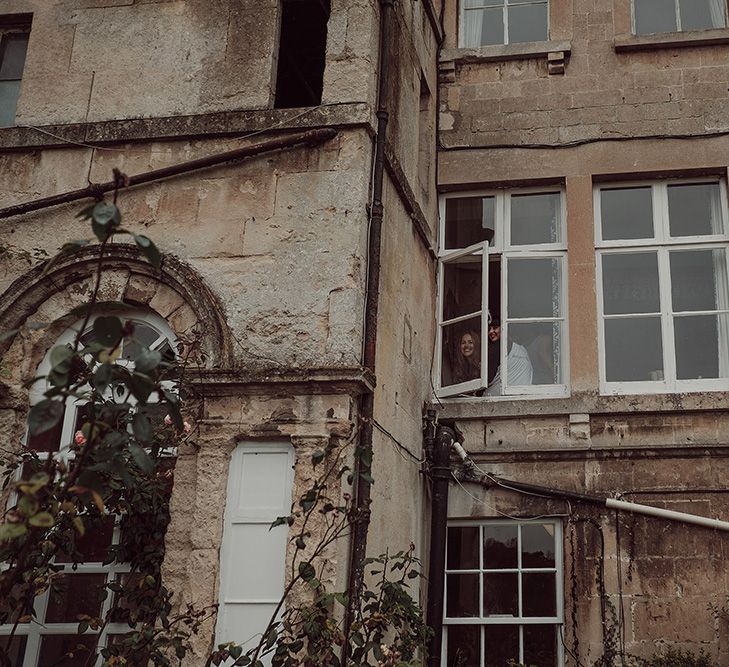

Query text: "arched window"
[1, 311, 177, 667]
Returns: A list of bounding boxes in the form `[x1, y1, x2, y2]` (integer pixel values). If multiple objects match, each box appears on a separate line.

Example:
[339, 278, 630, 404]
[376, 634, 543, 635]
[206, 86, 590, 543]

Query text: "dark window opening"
[274, 0, 330, 108]
[0, 14, 31, 127]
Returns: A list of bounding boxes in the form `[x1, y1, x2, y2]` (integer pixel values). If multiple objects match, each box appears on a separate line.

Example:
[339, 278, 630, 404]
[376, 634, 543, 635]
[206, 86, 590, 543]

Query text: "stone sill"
[190, 366, 376, 397]
[614, 27, 729, 52]
[432, 390, 729, 420]
[0, 102, 374, 150]
[441, 40, 571, 65]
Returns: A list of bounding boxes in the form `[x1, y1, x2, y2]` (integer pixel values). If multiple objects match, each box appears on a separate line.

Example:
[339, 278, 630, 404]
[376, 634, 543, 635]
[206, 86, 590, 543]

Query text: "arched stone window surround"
[0, 245, 234, 387]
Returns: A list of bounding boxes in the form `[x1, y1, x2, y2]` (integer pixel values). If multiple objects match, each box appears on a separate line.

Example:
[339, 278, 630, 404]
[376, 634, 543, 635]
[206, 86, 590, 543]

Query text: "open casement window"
[595, 179, 729, 394]
[442, 521, 564, 667]
[437, 189, 568, 399]
[0, 313, 177, 666]
[633, 0, 727, 35]
[438, 241, 490, 397]
[460, 0, 549, 48]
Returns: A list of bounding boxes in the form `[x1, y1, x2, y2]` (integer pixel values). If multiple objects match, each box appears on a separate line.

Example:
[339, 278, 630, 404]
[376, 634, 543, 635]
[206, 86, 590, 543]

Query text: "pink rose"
[164, 415, 173, 426]
[183, 421, 192, 433]
[74, 431, 86, 446]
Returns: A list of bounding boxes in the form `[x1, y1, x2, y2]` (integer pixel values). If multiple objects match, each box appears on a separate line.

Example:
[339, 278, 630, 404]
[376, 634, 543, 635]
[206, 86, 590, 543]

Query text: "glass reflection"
[483, 524, 518, 568]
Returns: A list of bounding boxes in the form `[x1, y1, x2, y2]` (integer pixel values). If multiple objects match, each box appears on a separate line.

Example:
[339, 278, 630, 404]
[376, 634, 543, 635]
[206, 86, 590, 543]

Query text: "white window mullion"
[659, 248, 677, 387]
[674, 0, 682, 31]
[503, 1, 509, 45]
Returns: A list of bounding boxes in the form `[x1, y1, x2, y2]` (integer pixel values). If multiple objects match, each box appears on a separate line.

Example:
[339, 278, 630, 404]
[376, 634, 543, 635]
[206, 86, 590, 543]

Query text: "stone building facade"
[0, 0, 729, 665]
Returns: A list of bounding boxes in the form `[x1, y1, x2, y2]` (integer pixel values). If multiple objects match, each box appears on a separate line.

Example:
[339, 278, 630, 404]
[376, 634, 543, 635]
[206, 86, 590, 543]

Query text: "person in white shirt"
[485, 320, 533, 395]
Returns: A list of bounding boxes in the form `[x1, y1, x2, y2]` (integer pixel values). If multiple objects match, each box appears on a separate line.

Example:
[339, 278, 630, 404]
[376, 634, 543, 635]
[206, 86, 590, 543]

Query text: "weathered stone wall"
[2, 0, 381, 126]
[439, 0, 729, 148]
[447, 453, 729, 663]
[0, 129, 372, 371]
[437, 0, 729, 659]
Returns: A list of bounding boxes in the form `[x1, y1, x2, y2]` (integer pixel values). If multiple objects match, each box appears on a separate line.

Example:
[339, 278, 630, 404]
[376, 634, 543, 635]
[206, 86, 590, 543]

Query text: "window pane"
[508, 321, 561, 385]
[483, 573, 518, 616]
[462, 7, 505, 47]
[447, 625, 481, 667]
[484, 625, 519, 667]
[445, 197, 496, 250]
[123, 321, 162, 360]
[447, 573, 480, 617]
[0, 635, 27, 664]
[508, 2, 548, 43]
[444, 255, 483, 321]
[448, 526, 480, 570]
[510, 192, 560, 246]
[483, 524, 518, 568]
[56, 516, 115, 564]
[464, 0, 502, 6]
[680, 0, 726, 30]
[605, 316, 663, 382]
[634, 0, 678, 34]
[524, 625, 558, 667]
[38, 635, 98, 667]
[0, 80, 21, 127]
[670, 249, 728, 312]
[602, 252, 660, 315]
[668, 183, 723, 237]
[523, 572, 557, 616]
[521, 523, 556, 568]
[507, 257, 561, 318]
[0, 34, 29, 80]
[600, 187, 654, 240]
[674, 314, 729, 380]
[45, 574, 106, 623]
[26, 413, 64, 452]
[441, 317, 483, 388]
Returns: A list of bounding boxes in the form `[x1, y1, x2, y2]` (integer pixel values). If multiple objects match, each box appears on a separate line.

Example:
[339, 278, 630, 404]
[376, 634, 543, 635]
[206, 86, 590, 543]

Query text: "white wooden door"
[216, 442, 294, 659]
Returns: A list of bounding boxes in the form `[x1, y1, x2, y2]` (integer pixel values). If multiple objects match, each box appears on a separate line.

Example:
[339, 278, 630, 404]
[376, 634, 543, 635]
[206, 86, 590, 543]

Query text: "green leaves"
[28, 399, 64, 436]
[134, 234, 161, 269]
[89, 201, 121, 241]
[93, 316, 123, 349]
[298, 561, 316, 582]
[134, 348, 161, 373]
[132, 412, 153, 444]
[0, 523, 27, 542]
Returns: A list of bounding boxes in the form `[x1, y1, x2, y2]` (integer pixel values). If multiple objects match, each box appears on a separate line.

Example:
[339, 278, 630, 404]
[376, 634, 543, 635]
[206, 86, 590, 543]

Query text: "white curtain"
[708, 0, 727, 27]
[463, 9, 483, 47]
[714, 250, 729, 378]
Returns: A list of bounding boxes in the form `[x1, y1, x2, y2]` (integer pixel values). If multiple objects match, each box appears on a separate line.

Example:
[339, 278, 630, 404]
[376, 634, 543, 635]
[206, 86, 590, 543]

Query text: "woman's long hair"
[453, 329, 481, 384]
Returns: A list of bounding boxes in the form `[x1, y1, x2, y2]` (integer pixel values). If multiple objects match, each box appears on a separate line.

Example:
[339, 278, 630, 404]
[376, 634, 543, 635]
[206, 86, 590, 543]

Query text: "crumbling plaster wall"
[448, 456, 729, 662]
[3, 0, 382, 127]
[439, 0, 729, 148]
[0, 130, 372, 370]
[164, 391, 356, 663]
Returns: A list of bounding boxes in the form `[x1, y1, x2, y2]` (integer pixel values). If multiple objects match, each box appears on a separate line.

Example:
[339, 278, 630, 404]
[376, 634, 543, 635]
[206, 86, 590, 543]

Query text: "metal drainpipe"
[342, 0, 394, 661]
[425, 423, 456, 667]
[0, 128, 338, 220]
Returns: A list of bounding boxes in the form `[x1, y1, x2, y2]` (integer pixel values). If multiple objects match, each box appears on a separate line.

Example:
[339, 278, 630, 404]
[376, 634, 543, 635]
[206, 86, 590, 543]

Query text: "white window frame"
[436, 187, 569, 400]
[594, 178, 729, 395]
[1, 312, 178, 667]
[631, 0, 728, 34]
[459, 0, 550, 48]
[442, 519, 564, 667]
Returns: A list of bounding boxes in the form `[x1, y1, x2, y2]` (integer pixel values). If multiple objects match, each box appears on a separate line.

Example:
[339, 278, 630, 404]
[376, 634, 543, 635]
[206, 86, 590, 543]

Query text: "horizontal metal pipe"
[607, 498, 729, 532]
[452, 443, 729, 532]
[0, 127, 338, 220]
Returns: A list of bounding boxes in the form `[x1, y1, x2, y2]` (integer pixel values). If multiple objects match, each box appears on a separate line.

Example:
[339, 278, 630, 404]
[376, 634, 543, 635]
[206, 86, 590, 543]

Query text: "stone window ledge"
[432, 390, 729, 420]
[441, 40, 571, 65]
[614, 27, 729, 52]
